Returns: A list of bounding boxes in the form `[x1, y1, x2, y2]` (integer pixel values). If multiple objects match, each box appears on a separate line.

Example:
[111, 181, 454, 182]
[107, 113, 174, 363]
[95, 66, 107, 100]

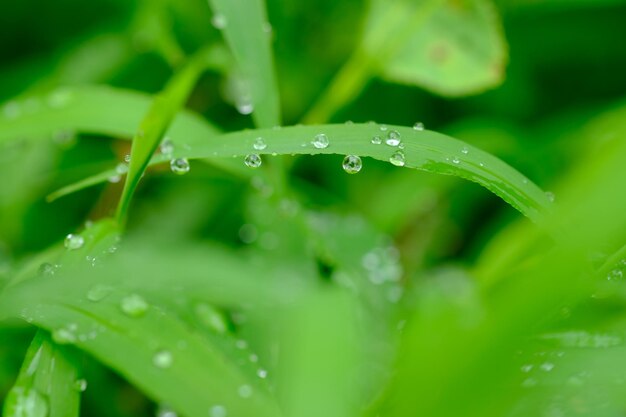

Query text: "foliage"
[1, 0, 626, 416]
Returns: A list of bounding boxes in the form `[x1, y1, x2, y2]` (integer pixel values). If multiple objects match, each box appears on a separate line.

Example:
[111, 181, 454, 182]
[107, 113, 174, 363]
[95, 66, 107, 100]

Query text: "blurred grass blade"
[278, 289, 361, 417]
[116, 48, 216, 224]
[3, 331, 80, 417]
[207, 0, 281, 127]
[52, 124, 552, 224]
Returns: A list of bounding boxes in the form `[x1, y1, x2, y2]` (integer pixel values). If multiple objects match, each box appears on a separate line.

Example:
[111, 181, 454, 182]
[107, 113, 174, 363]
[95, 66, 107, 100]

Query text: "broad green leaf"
[51, 124, 552, 224]
[207, 0, 281, 127]
[3, 331, 80, 417]
[366, 0, 508, 96]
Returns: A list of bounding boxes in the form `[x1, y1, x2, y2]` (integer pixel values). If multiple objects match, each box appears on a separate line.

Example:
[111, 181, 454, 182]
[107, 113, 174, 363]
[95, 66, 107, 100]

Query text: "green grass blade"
[3, 331, 80, 417]
[116, 48, 217, 225]
[207, 0, 281, 127]
[59, 124, 551, 223]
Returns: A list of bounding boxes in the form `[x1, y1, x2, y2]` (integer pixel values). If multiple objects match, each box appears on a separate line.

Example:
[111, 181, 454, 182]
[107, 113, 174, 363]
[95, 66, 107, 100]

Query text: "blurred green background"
[1, 0, 626, 416]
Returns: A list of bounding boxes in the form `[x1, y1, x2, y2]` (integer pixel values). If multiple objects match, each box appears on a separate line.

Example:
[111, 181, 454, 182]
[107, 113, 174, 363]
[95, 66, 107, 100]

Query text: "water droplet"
[52, 326, 77, 344]
[108, 174, 121, 183]
[608, 269, 624, 281]
[540, 362, 555, 372]
[120, 294, 149, 317]
[38, 263, 56, 277]
[244, 154, 262, 169]
[342, 155, 362, 174]
[312, 133, 329, 149]
[157, 405, 178, 417]
[385, 130, 401, 147]
[379, 124, 388, 132]
[546, 192, 555, 203]
[461, 146, 469, 155]
[211, 13, 227, 29]
[257, 368, 268, 379]
[64, 234, 84, 250]
[116, 163, 129, 175]
[521, 378, 537, 388]
[262, 22, 273, 35]
[236, 102, 254, 115]
[253, 137, 267, 151]
[389, 151, 405, 167]
[235, 339, 248, 349]
[209, 405, 227, 417]
[74, 379, 88, 392]
[153, 350, 173, 369]
[87, 284, 113, 302]
[413, 122, 424, 131]
[238, 384, 253, 398]
[194, 303, 228, 334]
[249, 353, 258, 363]
[521, 364, 533, 373]
[452, 157, 460, 164]
[345, 120, 354, 125]
[161, 139, 175, 157]
[3, 387, 48, 417]
[170, 158, 190, 175]
[371, 135, 382, 145]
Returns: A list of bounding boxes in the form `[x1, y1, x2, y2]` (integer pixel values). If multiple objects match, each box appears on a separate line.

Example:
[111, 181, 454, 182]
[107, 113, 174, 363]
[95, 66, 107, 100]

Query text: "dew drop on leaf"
[238, 384, 253, 398]
[74, 379, 88, 392]
[371, 135, 382, 145]
[64, 234, 84, 250]
[385, 130, 401, 147]
[153, 350, 173, 369]
[160, 139, 175, 157]
[170, 158, 190, 175]
[209, 405, 227, 417]
[253, 137, 267, 150]
[244, 154, 262, 168]
[389, 151, 405, 167]
[120, 294, 149, 317]
[211, 14, 227, 29]
[3, 387, 48, 417]
[87, 284, 113, 302]
[413, 122, 424, 131]
[312, 133, 329, 149]
[342, 155, 362, 174]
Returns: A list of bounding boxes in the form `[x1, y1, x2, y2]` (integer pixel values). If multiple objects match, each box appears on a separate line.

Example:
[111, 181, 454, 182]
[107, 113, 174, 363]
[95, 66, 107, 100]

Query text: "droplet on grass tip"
[342, 155, 362, 174]
[312, 133, 329, 149]
[244, 154, 262, 168]
[385, 130, 401, 147]
[153, 350, 173, 369]
[64, 234, 84, 250]
[120, 294, 149, 317]
[389, 151, 405, 167]
[253, 137, 267, 150]
[170, 158, 190, 175]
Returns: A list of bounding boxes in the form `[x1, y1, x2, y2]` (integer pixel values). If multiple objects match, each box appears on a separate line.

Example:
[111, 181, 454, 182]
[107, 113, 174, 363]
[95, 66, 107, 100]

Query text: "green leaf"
[116, 48, 219, 224]
[207, 0, 281, 127]
[3, 331, 80, 417]
[52, 124, 552, 224]
[366, 0, 507, 96]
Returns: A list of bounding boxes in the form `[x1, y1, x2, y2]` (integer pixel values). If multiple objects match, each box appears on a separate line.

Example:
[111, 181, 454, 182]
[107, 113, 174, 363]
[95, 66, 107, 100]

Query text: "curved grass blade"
[116, 48, 219, 225]
[2, 331, 80, 417]
[207, 0, 281, 127]
[53, 124, 552, 224]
